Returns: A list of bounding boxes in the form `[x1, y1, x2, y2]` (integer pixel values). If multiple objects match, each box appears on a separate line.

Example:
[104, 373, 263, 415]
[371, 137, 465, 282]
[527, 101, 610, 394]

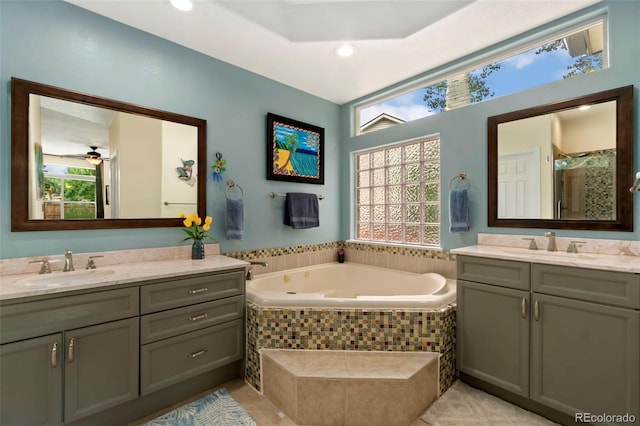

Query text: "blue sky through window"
[359, 23, 605, 129]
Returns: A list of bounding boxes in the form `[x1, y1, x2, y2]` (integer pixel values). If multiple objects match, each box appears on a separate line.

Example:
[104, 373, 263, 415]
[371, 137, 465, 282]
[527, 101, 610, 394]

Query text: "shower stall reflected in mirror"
[553, 149, 616, 220]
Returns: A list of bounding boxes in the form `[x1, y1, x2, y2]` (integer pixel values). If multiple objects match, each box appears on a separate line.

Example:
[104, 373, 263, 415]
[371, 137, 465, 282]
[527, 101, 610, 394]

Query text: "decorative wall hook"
[211, 152, 227, 182]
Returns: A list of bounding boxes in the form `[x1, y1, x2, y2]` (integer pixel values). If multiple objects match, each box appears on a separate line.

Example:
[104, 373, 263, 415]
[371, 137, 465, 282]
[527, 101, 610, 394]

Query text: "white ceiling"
[66, 0, 601, 105]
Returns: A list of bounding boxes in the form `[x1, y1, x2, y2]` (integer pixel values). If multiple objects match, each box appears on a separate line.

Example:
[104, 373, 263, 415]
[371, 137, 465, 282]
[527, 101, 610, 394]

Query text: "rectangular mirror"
[488, 85, 634, 231]
[11, 77, 207, 231]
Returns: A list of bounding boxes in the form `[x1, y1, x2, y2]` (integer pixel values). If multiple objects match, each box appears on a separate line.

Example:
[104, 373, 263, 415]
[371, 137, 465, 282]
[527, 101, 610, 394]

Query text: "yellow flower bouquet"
[179, 213, 215, 241]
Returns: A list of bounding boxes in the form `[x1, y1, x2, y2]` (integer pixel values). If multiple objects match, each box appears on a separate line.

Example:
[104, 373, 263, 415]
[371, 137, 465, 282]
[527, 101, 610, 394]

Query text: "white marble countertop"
[452, 245, 640, 274]
[0, 255, 249, 302]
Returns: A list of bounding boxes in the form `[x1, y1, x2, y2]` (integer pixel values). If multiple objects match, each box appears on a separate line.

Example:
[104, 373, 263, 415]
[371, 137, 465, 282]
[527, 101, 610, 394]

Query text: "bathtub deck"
[261, 349, 439, 426]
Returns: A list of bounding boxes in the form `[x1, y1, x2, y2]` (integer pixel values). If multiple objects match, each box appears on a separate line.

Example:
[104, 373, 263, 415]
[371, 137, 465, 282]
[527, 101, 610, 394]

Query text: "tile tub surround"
[246, 302, 457, 396]
[261, 349, 439, 426]
[224, 241, 457, 279]
[456, 234, 640, 273]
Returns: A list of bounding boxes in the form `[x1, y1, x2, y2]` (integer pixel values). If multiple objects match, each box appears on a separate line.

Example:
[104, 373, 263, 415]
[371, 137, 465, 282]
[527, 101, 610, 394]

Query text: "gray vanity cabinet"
[531, 293, 639, 417]
[531, 264, 640, 419]
[456, 256, 531, 397]
[0, 287, 139, 425]
[457, 280, 530, 397]
[139, 270, 245, 395]
[0, 334, 63, 426]
[457, 255, 640, 423]
[63, 317, 139, 423]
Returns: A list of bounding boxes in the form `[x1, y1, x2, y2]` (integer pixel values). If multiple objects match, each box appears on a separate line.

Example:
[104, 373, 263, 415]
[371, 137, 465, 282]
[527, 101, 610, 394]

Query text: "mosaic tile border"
[343, 241, 455, 261]
[223, 242, 340, 260]
[223, 241, 454, 261]
[246, 303, 457, 396]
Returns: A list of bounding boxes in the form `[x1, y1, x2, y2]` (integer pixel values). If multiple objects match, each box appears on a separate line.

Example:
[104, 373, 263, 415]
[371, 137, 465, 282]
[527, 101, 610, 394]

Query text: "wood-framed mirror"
[11, 77, 207, 232]
[488, 85, 634, 231]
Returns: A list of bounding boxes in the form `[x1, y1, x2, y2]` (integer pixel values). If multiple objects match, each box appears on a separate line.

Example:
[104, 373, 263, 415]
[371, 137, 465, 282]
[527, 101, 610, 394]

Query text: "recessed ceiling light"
[578, 105, 591, 111]
[335, 44, 355, 58]
[170, 0, 192, 12]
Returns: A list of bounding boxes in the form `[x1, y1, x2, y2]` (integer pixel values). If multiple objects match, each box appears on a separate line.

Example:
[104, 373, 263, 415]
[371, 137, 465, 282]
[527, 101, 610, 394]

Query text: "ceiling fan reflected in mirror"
[58, 145, 109, 166]
[84, 146, 103, 165]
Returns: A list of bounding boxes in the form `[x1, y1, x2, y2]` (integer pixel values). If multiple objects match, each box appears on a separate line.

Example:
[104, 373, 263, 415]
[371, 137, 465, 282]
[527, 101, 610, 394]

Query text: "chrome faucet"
[30, 259, 52, 274]
[544, 232, 556, 252]
[86, 255, 103, 270]
[246, 261, 268, 280]
[63, 250, 75, 272]
[566, 240, 586, 254]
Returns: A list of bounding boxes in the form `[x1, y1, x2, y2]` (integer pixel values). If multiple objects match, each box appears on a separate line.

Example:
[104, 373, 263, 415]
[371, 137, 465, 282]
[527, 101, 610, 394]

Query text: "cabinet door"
[457, 280, 530, 396]
[0, 333, 63, 426]
[532, 293, 640, 418]
[64, 317, 139, 423]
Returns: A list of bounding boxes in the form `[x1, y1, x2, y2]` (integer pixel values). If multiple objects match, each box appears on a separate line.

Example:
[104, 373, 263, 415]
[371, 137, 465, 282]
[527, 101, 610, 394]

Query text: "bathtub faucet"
[246, 261, 268, 280]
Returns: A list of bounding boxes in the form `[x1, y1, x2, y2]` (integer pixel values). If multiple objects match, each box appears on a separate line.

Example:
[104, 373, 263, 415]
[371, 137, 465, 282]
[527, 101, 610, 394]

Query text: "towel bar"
[163, 201, 197, 205]
[269, 192, 325, 200]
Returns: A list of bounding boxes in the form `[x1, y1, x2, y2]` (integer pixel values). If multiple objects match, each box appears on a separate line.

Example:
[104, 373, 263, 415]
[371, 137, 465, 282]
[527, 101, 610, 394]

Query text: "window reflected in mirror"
[11, 77, 207, 232]
[30, 95, 198, 220]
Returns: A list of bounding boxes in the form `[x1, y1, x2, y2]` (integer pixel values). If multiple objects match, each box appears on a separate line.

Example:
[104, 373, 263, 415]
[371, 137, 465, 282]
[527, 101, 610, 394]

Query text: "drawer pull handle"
[68, 338, 75, 363]
[188, 348, 208, 358]
[521, 298, 527, 318]
[189, 313, 209, 322]
[51, 342, 58, 367]
[534, 300, 540, 321]
[188, 288, 208, 295]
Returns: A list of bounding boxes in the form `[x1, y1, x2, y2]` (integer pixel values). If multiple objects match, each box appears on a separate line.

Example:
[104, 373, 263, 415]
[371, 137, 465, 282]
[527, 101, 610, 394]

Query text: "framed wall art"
[266, 113, 324, 185]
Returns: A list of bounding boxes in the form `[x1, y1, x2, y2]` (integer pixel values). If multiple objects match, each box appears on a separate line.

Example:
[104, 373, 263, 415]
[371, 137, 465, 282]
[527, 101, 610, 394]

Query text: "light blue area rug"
[142, 388, 258, 426]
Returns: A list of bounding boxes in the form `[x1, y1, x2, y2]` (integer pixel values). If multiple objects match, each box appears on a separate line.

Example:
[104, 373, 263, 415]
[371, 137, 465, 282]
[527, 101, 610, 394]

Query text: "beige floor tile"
[132, 377, 560, 426]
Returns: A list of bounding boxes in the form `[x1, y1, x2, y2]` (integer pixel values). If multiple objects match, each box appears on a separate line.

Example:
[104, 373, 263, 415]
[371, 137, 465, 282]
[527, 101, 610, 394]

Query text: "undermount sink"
[20, 269, 116, 286]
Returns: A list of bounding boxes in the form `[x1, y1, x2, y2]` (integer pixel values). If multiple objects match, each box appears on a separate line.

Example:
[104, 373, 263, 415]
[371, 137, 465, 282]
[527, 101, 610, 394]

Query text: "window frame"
[354, 15, 608, 136]
[43, 166, 97, 219]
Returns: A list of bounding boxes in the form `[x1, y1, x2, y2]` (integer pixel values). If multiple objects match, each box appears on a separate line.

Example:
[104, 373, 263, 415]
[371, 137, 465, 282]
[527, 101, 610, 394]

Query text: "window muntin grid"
[355, 137, 440, 246]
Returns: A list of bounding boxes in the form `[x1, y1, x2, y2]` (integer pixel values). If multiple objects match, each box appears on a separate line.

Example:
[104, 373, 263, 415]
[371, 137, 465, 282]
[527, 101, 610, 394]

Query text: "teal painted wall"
[0, 0, 341, 258]
[339, 1, 640, 249]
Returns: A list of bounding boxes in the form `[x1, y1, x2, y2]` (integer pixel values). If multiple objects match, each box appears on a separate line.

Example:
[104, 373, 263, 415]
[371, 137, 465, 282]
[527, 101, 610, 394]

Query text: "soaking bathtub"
[246, 262, 456, 309]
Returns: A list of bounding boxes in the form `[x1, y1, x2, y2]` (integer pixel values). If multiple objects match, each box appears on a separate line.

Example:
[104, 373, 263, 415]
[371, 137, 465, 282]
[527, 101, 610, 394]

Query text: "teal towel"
[449, 189, 469, 233]
[226, 198, 244, 240]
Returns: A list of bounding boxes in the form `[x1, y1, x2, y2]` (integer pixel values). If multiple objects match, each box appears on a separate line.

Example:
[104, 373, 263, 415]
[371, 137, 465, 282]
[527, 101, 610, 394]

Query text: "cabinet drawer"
[140, 295, 244, 344]
[140, 270, 244, 314]
[457, 255, 530, 290]
[532, 264, 640, 309]
[140, 319, 243, 395]
[0, 287, 139, 344]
